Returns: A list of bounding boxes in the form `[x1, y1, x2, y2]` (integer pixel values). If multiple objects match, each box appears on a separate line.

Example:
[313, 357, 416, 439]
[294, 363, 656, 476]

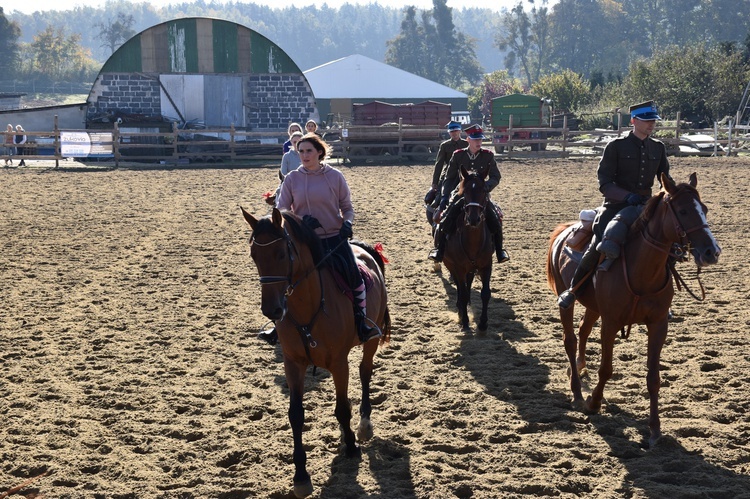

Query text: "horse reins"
[251, 229, 349, 360]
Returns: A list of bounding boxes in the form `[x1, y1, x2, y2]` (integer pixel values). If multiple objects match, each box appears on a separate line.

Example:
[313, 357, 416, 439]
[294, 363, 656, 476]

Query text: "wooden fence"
[2, 114, 749, 167]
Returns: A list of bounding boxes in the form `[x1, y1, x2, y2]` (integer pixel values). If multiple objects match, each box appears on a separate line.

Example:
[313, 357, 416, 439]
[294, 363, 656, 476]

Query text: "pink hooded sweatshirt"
[276, 163, 354, 238]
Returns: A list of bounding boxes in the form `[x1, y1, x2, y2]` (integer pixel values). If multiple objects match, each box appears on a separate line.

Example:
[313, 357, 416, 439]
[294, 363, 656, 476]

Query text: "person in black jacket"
[557, 101, 671, 309]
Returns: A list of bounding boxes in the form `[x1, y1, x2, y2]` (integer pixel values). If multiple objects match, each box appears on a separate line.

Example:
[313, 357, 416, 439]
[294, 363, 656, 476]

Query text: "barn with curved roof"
[86, 17, 317, 131]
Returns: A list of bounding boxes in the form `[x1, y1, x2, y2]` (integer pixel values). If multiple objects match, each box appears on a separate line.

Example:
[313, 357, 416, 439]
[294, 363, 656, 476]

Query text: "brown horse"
[443, 165, 495, 332]
[546, 173, 720, 447]
[241, 207, 391, 498]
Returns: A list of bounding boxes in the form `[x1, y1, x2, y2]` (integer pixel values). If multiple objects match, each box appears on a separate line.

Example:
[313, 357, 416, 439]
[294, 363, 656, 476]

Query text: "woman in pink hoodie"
[263, 133, 380, 345]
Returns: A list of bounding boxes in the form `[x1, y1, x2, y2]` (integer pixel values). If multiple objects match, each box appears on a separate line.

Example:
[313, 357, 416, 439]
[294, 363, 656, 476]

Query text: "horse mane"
[631, 182, 700, 233]
[253, 211, 326, 266]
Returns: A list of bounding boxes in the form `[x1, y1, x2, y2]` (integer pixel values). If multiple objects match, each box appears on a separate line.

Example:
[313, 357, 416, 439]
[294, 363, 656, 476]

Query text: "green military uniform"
[432, 137, 469, 189]
[595, 130, 670, 238]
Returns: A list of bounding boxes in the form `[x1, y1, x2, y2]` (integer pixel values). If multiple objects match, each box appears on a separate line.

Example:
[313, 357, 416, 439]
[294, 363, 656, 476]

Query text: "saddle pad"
[333, 262, 375, 303]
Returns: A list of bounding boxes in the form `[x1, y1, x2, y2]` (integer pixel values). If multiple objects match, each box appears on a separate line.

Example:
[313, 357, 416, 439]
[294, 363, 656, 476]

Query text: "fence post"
[114, 122, 120, 168]
[398, 117, 404, 162]
[713, 121, 718, 157]
[562, 115, 568, 154]
[230, 123, 236, 162]
[727, 119, 733, 157]
[172, 122, 179, 162]
[508, 115, 514, 158]
[54, 115, 59, 168]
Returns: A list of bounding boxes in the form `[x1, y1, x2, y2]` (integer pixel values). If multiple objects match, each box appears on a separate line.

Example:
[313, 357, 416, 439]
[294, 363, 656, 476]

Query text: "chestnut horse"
[546, 173, 720, 447]
[241, 207, 391, 498]
[443, 165, 495, 332]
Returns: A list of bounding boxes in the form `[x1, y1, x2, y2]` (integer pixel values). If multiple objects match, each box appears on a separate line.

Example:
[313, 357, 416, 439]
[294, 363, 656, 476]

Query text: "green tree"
[530, 69, 591, 113]
[30, 25, 98, 81]
[95, 12, 136, 55]
[623, 44, 748, 123]
[0, 7, 21, 78]
[495, 1, 550, 88]
[386, 0, 483, 88]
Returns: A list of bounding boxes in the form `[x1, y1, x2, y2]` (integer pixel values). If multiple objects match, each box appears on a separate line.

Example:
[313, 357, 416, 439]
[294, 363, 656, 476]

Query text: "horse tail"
[380, 306, 392, 345]
[546, 222, 574, 291]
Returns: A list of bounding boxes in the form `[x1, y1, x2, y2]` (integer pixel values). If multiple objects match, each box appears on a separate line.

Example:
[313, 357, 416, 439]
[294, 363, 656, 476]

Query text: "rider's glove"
[424, 187, 437, 205]
[339, 220, 353, 239]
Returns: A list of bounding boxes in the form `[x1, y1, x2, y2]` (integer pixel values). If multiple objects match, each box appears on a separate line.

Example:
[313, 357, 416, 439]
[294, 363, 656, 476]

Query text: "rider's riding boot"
[428, 226, 446, 262]
[493, 231, 510, 263]
[257, 327, 278, 345]
[557, 246, 601, 309]
[356, 309, 381, 343]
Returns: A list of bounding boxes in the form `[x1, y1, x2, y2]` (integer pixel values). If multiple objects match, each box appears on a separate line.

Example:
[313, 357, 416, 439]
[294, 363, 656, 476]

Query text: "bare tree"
[96, 13, 136, 55]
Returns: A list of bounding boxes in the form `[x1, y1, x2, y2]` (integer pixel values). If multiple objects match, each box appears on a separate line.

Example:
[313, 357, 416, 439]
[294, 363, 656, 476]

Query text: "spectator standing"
[14, 125, 26, 167]
[283, 122, 302, 153]
[4, 124, 13, 166]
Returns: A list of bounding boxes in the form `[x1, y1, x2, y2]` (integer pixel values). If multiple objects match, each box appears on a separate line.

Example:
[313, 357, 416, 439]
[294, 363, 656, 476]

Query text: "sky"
[7, 0, 544, 16]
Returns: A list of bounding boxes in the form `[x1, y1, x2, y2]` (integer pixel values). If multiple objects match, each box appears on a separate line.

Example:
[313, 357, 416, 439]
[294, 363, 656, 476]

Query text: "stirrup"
[428, 248, 442, 262]
[357, 316, 382, 344]
[557, 289, 576, 309]
[257, 328, 278, 345]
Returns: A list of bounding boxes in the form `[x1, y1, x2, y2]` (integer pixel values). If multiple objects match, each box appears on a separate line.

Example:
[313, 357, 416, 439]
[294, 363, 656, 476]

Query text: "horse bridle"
[250, 227, 298, 296]
[640, 188, 710, 301]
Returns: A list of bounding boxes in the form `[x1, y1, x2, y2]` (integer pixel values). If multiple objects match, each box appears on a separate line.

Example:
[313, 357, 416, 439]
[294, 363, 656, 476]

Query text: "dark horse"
[443, 165, 495, 332]
[546, 173, 720, 447]
[241, 207, 391, 498]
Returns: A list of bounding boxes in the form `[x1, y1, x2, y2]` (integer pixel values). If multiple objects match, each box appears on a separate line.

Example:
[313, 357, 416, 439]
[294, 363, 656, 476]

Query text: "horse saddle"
[565, 209, 597, 253]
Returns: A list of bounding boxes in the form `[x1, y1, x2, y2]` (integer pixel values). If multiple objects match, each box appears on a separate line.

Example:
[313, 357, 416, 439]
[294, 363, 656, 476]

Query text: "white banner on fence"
[60, 131, 113, 158]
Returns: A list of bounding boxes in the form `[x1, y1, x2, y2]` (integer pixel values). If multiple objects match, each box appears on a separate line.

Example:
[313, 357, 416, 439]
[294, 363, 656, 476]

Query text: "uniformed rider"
[557, 101, 671, 309]
[424, 121, 468, 225]
[428, 124, 510, 264]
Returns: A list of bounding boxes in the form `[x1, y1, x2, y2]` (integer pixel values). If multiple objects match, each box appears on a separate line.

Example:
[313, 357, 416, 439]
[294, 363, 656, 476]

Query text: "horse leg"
[477, 266, 491, 332]
[357, 339, 378, 442]
[646, 319, 669, 447]
[331, 361, 359, 457]
[284, 359, 313, 498]
[560, 305, 584, 409]
[577, 308, 599, 376]
[585, 322, 618, 414]
[457, 278, 470, 332]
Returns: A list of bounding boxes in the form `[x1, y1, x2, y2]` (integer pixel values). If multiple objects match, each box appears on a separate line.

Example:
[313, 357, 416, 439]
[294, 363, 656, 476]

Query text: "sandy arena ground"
[1, 156, 749, 498]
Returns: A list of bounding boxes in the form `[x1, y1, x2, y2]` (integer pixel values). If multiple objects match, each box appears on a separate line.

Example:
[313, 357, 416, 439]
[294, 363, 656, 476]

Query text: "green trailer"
[490, 93, 553, 152]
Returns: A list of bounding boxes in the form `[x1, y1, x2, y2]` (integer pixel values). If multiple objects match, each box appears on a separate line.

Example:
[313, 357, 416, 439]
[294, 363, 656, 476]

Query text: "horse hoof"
[477, 321, 488, 332]
[293, 479, 313, 498]
[583, 396, 601, 415]
[357, 418, 373, 442]
[345, 443, 361, 458]
[432, 261, 441, 273]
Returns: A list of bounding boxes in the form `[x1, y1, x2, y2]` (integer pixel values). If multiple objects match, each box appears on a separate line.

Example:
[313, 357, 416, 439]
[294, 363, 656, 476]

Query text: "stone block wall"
[246, 74, 318, 130]
[87, 74, 161, 121]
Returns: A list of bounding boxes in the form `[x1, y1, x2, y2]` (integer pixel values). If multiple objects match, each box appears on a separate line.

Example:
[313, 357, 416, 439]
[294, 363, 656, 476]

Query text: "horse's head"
[660, 172, 721, 267]
[241, 206, 295, 321]
[459, 165, 488, 227]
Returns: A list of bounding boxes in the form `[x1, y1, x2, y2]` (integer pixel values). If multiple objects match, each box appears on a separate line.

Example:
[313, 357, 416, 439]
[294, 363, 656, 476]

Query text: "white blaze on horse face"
[693, 198, 721, 257]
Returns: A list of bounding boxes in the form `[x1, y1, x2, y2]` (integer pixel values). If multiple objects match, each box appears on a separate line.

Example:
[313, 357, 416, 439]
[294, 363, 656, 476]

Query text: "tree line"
[2, 0, 750, 124]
